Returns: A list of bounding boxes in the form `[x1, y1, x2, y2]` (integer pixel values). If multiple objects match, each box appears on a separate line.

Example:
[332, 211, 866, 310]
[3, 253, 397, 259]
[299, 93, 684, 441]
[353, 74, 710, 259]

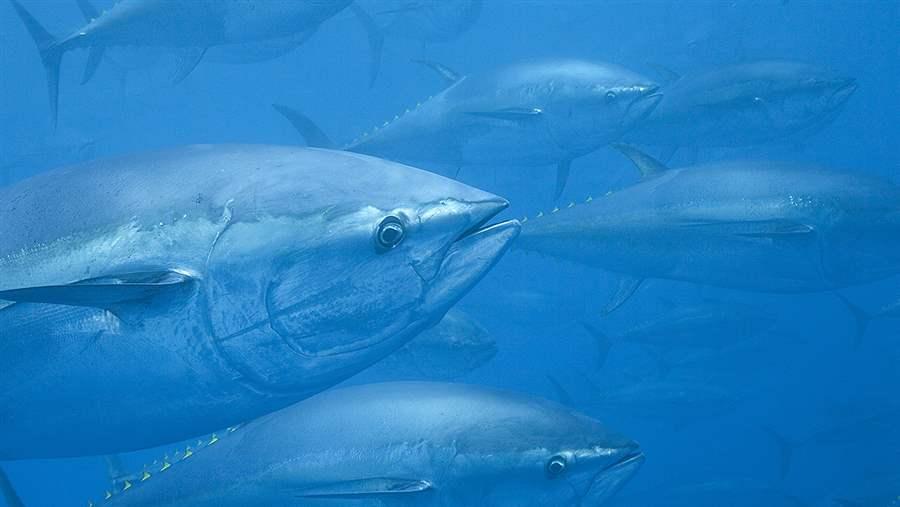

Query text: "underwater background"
[1, 0, 899, 505]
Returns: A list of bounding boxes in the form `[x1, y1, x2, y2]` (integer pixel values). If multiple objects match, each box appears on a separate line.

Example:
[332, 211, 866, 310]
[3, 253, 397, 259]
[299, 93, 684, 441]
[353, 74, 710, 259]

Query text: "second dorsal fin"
[613, 144, 671, 180]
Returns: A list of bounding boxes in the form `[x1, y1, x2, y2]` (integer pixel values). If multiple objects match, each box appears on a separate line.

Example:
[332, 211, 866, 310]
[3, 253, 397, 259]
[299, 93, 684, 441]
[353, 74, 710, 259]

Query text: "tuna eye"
[375, 216, 405, 252]
[546, 455, 567, 478]
[605, 91, 617, 101]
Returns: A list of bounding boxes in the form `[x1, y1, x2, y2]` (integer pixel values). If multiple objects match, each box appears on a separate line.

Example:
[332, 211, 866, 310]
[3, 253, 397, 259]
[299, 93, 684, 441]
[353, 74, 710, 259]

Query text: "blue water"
[1, 1, 899, 505]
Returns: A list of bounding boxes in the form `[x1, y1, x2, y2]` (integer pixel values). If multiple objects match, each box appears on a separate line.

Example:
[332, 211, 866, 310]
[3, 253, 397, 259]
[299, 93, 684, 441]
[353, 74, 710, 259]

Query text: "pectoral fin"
[465, 107, 543, 122]
[679, 219, 815, 239]
[295, 478, 433, 498]
[0, 270, 196, 310]
[172, 47, 207, 84]
[601, 276, 643, 315]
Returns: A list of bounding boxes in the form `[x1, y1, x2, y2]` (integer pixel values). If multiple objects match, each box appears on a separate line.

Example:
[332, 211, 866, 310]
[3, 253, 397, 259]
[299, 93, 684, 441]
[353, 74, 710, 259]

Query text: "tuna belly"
[0, 301, 249, 459]
[639, 231, 831, 292]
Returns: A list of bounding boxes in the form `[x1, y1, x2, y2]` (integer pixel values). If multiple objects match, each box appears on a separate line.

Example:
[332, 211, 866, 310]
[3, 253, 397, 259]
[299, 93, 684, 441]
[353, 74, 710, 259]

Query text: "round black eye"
[546, 455, 567, 478]
[375, 216, 405, 252]
[605, 91, 617, 101]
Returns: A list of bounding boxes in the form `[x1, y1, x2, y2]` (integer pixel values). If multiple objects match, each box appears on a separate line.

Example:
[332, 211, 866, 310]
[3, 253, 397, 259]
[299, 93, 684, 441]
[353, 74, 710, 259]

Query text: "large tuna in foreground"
[6, 383, 642, 507]
[0, 145, 519, 459]
[518, 145, 900, 310]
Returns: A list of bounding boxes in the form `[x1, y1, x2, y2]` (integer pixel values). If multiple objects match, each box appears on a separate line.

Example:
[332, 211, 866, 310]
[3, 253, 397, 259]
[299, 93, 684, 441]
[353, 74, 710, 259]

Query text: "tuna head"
[746, 61, 856, 135]
[204, 149, 519, 394]
[525, 60, 661, 156]
[448, 394, 644, 506]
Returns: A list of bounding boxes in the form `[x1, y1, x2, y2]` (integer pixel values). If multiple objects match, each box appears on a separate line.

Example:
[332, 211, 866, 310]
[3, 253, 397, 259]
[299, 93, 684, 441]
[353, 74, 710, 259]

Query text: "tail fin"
[272, 104, 336, 149]
[9, 0, 63, 128]
[74, 0, 105, 84]
[761, 425, 794, 481]
[834, 293, 870, 347]
[0, 466, 25, 507]
[349, 4, 383, 88]
[579, 321, 612, 369]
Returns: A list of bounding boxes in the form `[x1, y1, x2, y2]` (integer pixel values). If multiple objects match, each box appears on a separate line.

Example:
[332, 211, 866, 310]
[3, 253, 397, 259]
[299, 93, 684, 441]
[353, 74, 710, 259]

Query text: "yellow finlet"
[586, 196, 593, 202]
[104, 491, 112, 500]
[183, 448, 194, 459]
[123, 480, 132, 490]
[160, 461, 171, 472]
[141, 471, 151, 481]
[209, 434, 219, 445]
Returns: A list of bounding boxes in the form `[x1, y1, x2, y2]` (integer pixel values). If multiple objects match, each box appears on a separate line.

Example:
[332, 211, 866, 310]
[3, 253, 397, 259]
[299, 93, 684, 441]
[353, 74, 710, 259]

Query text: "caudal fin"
[272, 104, 336, 149]
[0, 466, 25, 507]
[349, 4, 383, 88]
[74, 0, 105, 84]
[9, 0, 63, 128]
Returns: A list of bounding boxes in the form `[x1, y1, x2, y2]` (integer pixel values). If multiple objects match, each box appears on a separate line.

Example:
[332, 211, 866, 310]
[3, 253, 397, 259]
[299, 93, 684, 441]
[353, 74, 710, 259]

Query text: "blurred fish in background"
[1, 0, 898, 505]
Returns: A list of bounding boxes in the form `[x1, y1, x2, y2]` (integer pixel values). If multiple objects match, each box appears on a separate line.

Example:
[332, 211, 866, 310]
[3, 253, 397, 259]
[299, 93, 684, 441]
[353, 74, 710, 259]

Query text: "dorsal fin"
[272, 104, 336, 149]
[613, 144, 670, 180]
[412, 59, 462, 86]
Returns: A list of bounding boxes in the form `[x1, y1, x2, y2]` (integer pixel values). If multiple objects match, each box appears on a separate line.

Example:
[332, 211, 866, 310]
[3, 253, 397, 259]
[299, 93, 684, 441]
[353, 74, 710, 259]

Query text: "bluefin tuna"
[274, 59, 661, 197]
[8, 0, 378, 126]
[627, 60, 856, 156]
[0, 382, 644, 507]
[0, 145, 519, 459]
[518, 145, 900, 312]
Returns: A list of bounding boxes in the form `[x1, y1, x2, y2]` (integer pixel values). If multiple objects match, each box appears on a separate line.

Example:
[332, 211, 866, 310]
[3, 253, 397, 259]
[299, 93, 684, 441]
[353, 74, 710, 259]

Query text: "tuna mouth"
[623, 90, 663, 125]
[457, 199, 511, 240]
[422, 209, 520, 308]
[581, 450, 645, 506]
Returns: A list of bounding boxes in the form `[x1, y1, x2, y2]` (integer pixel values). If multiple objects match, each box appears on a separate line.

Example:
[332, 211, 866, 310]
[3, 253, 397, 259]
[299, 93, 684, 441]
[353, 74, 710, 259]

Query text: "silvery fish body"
[0, 145, 518, 459]
[627, 60, 856, 149]
[56, 0, 350, 50]
[348, 60, 658, 168]
[9, 0, 357, 125]
[518, 153, 900, 293]
[358, 308, 497, 381]
[277, 59, 661, 196]
[93, 382, 644, 507]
